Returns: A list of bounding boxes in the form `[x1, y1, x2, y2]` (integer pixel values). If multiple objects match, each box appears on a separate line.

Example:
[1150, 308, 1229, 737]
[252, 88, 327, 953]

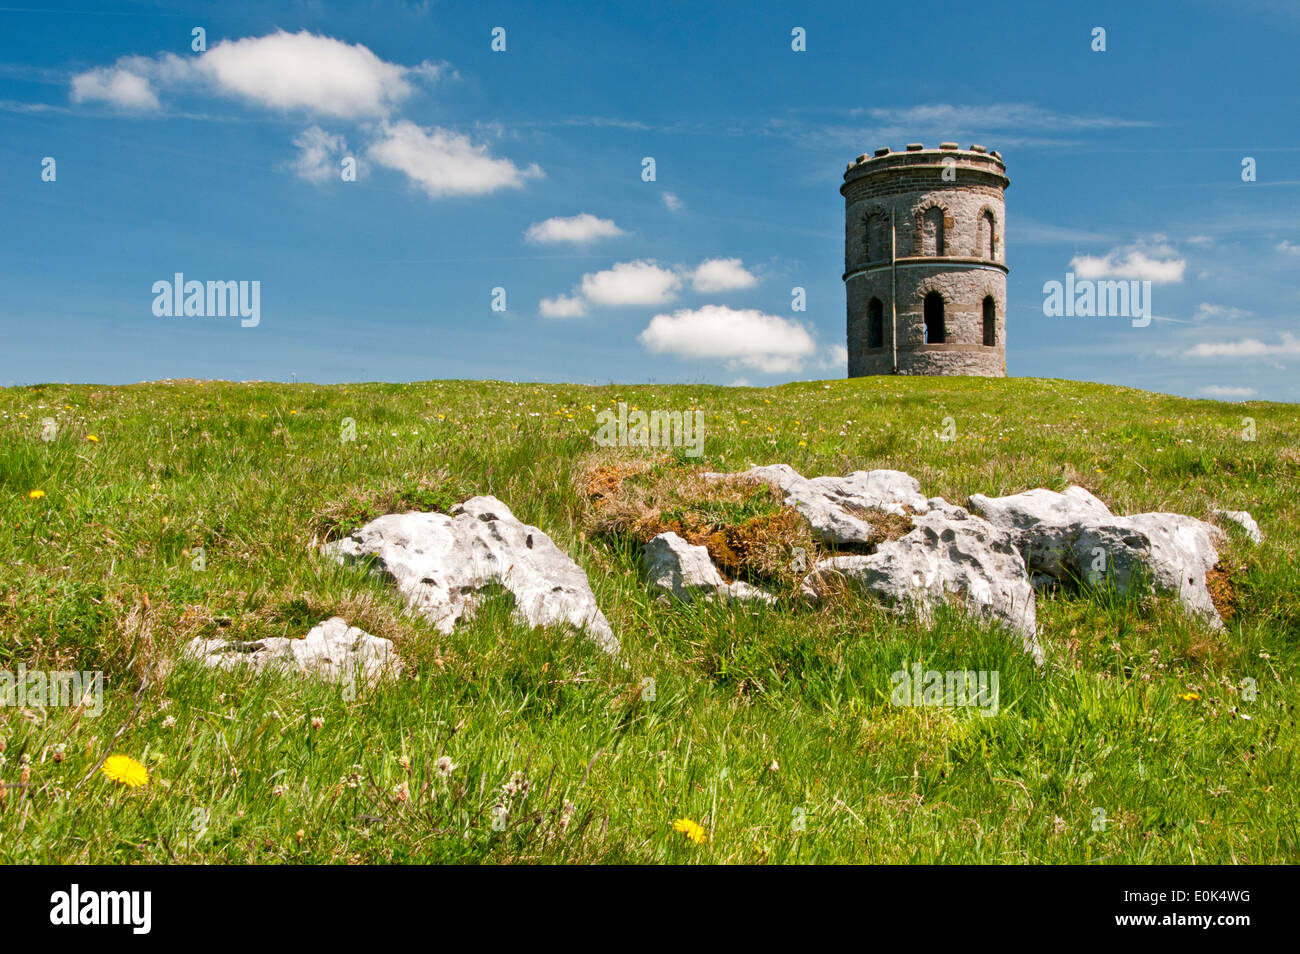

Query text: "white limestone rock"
[184, 617, 401, 684]
[324, 495, 618, 654]
[643, 532, 776, 605]
[969, 486, 1226, 628]
[809, 505, 1042, 662]
[1213, 509, 1263, 544]
[706, 463, 928, 545]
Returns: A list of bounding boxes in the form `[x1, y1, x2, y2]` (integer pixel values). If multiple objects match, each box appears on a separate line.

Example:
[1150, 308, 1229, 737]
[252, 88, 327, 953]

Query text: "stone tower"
[842, 143, 1008, 377]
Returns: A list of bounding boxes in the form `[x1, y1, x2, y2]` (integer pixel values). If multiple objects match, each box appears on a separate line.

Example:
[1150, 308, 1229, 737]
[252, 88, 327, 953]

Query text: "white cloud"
[579, 260, 681, 307]
[1183, 332, 1300, 358]
[538, 294, 587, 318]
[1192, 303, 1251, 322]
[70, 62, 159, 109]
[662, 192, 683, 211]
[290, 126, 348, 183]
[638, 305, 818, 373]
[691, 257, 758, 293]
[69, 31, 449, 120]
[1278, 240, 1300, 256]
[367, 120, 542, 198]
[1199, 385, 1257, 399]
[854, 102, 1152, 133]
[819, 344, 849, 371]
[525, 213, 624, 245]
[197, 30, 419, 119]
[1070, 243, 1186, 284]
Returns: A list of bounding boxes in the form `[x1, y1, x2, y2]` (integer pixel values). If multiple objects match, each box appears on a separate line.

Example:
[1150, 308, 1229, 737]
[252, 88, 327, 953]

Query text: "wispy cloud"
[768, 101, 1154, 151]
[288, 126, 349, 183]
[1199, 385, 1257, 399]
[1183, 332, 1300, 358]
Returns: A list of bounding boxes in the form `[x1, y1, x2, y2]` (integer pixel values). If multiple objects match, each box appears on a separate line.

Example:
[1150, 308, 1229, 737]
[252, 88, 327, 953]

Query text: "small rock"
[325, 495, 618, 653]
[643, 532, 776, 605]
[184, 617, 401, 684]
[1212, 509, 1262, 544]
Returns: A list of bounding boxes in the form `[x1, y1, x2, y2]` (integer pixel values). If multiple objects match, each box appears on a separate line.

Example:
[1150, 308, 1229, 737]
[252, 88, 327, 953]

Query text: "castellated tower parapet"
[842, 143, 1009, 377]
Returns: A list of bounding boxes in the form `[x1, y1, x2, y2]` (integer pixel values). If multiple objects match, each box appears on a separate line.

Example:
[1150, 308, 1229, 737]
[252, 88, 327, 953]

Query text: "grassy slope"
[0, 375, 1296, 864]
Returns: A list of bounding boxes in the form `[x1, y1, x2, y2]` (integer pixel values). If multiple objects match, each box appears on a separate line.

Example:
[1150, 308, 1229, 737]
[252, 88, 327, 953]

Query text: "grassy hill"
[0, 375, 1296, 863]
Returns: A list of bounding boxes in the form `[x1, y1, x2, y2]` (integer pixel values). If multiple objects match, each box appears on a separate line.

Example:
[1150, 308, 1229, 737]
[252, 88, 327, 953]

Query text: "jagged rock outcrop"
[705, 463, 928, 545]
[706, 465, 1040, 657]
[809, 505, 1042, 662]
[324, 495, 618, 653]
[968, 485, 1226, 628]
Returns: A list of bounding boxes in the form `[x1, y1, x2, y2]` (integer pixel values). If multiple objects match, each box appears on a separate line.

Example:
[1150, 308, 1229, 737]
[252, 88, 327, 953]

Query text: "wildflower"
[52, 743, 66, 763]
[398, 755, 410, 773]
[271, 784, 286, 797]
[502, 771, 530, 800]
[1180, 691, 1200, 701]
[434, 756, 455, 778]
[311, 716, 325, 731]
[86, 434, 99, 443]
[28, 489, 45, 499]
[339, 766, 363, 789]
[673, 817, 708, 844]
[101, 755, 149, 788]
[161, 715, 176, 729]
[393, 781, 410, 803]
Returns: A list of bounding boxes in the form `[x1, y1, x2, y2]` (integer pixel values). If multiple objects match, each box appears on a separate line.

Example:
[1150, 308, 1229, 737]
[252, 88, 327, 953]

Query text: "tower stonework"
[842, 143, 1009, 377]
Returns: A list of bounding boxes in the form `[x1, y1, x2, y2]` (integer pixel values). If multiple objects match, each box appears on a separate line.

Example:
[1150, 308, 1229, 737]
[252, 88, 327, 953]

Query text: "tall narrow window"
[980, 210, 997, 260]
[983, 296, 997, 346]
[867, 297, 884, 348]
[924, 292, 945, 344]
[921, 207, 945, 256]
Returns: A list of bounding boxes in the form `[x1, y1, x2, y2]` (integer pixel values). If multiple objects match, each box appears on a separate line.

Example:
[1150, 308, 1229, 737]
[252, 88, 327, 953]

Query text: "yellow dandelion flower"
[672, 817, 708, 844]
[28, 489, 45, 499]
[101, 754, 149, 788]
[1180, 691, 1200, 702]
[86, 434, 100, 443]
[798, 440, 807, 447]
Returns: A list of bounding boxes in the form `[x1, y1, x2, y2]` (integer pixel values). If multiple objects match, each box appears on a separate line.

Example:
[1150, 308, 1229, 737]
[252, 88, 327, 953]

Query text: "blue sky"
[1, 0, 1298, 401]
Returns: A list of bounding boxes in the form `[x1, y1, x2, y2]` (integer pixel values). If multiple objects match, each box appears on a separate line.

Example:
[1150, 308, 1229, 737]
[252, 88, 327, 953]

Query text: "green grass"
[0, 375, 1296, 863]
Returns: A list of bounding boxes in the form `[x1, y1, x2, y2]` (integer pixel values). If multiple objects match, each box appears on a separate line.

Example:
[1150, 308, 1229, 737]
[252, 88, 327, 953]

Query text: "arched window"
[979, 210, 997, 260]
[867, 298, 884, 348]
[983, 296, 997, 346]
[864, 213, 889, 263]
[921, 207, 945, 256]
[924, 292, 945, 344]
